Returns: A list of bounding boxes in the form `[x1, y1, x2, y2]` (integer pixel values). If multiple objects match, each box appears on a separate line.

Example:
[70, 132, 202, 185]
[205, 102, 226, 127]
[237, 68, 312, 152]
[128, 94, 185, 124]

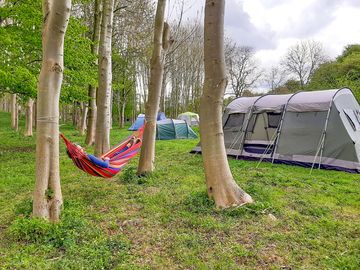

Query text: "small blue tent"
[157, 111, 166, 121]
[128, 112, 167, 131]
[128, 114, 145, 131]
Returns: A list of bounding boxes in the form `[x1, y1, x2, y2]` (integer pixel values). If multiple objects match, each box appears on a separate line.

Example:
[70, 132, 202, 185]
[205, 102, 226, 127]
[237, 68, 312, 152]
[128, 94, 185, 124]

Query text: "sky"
[169, 0, 360, 91]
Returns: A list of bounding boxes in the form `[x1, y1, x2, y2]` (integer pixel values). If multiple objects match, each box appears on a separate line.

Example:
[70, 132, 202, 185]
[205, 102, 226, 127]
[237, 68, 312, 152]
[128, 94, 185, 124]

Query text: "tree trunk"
[120, 101, 125, 128]
[199, 0, 252, 208]
[137, 0, 170, 175]
[33, 99, 37, 129]
[85, 0, 101, 141]
[73, 102, 81, 130]
[24, 98, 34, 136]
[33, 0, 71, 222]
[72, 102, 77, 126]
[94, 0, 114, 156]
[85, 85, 97, 145]
[11, 93, 18, 131]
[79, 101, 88, 135]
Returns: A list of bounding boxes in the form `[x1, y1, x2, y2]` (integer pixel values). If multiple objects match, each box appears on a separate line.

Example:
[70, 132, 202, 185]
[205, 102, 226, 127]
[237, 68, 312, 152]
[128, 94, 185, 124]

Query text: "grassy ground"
[0, 111, 359, 270]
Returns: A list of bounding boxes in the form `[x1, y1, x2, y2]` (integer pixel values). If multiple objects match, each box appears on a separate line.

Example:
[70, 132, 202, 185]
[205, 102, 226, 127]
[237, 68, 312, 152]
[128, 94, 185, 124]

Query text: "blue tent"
[157, 111, 166, 121]
[128, 112, 167, 131]
[128, 114, 145, 131]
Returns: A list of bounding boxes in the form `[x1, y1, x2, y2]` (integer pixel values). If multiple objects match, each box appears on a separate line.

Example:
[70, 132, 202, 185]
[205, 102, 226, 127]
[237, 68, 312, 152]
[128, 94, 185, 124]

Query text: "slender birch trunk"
[33, 0, 71, 222]
[72, 103, 77, 126]
[94, 0, 114, 156]
[137, 0, 171, 175]
[79, 101, 88, 135]
[85, 0, 102, 145]
[199, 0, 253, 208]
[24, 98, 34, 136]
[120, 101, 125, 128]
[33, 99, 37, 129]
[11, 93, 18, 131]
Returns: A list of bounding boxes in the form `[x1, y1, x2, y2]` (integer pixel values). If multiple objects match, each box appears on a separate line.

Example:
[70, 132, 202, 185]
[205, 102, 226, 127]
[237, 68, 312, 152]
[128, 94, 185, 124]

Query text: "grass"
[0, 110, 359, 269]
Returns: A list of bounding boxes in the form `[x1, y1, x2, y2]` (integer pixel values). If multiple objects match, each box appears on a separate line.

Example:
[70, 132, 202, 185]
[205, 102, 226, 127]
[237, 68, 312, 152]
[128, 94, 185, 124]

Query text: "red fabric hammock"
[60, 126, 144, 178]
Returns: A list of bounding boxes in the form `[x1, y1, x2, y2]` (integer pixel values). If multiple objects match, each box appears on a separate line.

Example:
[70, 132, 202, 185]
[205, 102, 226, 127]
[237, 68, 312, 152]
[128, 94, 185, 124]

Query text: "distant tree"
[308, 44, 360, 100]
[112, 52, 135, 128]
[137, 0, 171, 175]
[282, 40, 327, 89]
[264, 66, 286, 93]
[199, 0, 252, 208]
[33, 0, 71, 222]
[270, 79, 301, 95]
[225, 43, 261, 97]
[337, 44, 360, 61]
[0, 0, 95, 135]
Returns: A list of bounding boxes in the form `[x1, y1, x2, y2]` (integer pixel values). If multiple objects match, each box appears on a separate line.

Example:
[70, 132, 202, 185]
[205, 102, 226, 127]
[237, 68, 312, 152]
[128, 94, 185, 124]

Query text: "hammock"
[60, 126, 144, 178]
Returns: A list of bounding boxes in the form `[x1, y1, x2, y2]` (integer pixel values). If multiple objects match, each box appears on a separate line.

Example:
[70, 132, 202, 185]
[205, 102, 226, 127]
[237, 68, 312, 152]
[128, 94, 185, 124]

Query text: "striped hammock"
[60, 126, 144, 178]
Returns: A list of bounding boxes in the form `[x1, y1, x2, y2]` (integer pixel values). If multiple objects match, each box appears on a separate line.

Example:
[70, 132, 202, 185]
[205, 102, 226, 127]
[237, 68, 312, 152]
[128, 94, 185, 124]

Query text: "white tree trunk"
[11, 93, 18, 131]
[137, 0, 170, 175]
[200, 0, 253, 208]
[33, 0, 71, 222]
[79, 102, 88, 136]
[24, 98, 34, 136]
[94, 0, 114, 156]
[85, 0, 102, 146]
[86, 85, 97, 145]
[120, 101, 125, 128]
[32, 99, 37, 129]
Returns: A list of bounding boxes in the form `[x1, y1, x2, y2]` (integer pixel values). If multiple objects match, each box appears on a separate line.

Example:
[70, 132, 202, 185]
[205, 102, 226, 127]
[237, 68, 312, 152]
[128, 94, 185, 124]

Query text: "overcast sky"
[169, 0, 360, 90]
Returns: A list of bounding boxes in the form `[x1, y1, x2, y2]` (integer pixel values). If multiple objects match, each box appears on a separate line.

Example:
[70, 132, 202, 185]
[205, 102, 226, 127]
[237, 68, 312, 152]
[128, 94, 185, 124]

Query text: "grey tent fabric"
[192, 88, 360, 173]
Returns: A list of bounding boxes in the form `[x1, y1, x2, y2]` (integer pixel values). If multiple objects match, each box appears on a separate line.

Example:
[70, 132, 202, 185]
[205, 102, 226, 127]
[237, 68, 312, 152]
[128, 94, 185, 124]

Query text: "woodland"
[0, 0, 359, 269]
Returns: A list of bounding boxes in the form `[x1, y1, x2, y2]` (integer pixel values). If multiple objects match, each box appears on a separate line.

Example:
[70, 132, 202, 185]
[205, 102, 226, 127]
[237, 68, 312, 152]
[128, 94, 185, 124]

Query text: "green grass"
[0, 111, 359, 269]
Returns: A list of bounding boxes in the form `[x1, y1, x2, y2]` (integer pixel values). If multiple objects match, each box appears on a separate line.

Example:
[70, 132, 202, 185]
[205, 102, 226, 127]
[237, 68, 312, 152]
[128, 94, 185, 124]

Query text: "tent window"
[224, 113, 245, 131]
[247, 114, 258, 132]
[354, 110, 360, 125]
[344, 109, 360, 131]
[267, 112, 282, 128]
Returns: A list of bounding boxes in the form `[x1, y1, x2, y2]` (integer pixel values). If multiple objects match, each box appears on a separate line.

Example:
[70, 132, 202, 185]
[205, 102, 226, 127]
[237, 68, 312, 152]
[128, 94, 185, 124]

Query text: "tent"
[128, 114, 145, 131]
[128, 112, 167, 131]
[192, 88, 360, 173]
[157, 111, 166, 121]
[156, 119, 198, 140]
[178, 112, 200, 126]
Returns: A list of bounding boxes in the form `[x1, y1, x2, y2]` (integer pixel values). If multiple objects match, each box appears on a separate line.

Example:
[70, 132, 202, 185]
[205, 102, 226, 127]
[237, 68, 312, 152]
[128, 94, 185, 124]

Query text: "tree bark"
[199, 0, 253, 208]
[85, 0, 102, 145]
[79, 101, 88, 135]
[94, 0, 114, 156]
[24, 98, 34, 136]
[33, 99, 37, 129]
[33, 0, 71, 222]
[137, 0, 170, 175]
[120, 101, 125, 128]
[11, 93, 18, 131]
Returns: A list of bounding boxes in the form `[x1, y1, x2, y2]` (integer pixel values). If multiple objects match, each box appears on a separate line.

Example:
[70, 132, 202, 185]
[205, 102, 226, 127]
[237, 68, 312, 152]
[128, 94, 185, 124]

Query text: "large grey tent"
[192, 88, 360, 173]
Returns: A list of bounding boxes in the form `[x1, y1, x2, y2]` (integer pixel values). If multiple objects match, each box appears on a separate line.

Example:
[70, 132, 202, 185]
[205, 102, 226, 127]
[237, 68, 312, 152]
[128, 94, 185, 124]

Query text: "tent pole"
[271, 91, 303, 163]
[310, 133, 324, 173]
[185, 118, 189, 138]
[237, 95, 269, 158]
[271, 106, 286, 163]
[236, 108, 254, 159]
[171, 119, 177, 139]
[317, 100, 334, 169]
